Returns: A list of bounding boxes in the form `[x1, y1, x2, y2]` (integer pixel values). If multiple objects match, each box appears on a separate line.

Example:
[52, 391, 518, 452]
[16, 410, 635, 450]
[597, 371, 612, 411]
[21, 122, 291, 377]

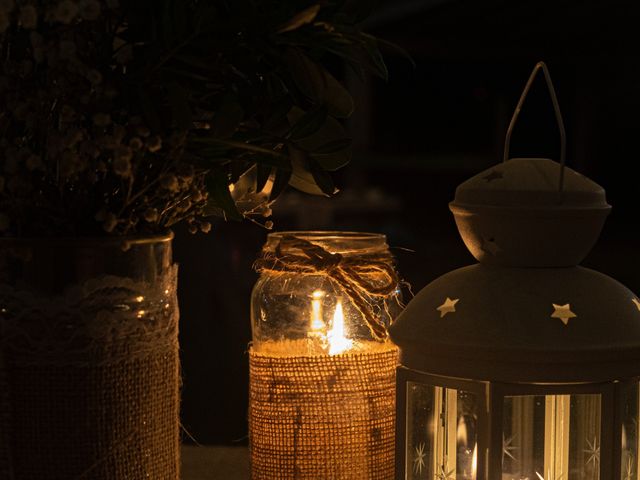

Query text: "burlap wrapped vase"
[0, 234, 180, 479]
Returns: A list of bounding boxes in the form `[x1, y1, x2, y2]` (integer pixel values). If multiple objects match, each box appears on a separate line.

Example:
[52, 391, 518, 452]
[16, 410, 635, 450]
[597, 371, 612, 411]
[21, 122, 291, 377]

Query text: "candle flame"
[457, 418, 468, 446]
[328, 300, 352, 355]
[310, 290, 325, 332]
[471, 443, 477, 477]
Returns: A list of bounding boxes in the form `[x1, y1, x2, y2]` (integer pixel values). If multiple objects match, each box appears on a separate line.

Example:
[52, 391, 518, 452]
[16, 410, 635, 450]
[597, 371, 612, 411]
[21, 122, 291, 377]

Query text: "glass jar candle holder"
[249, 231, 402, 480]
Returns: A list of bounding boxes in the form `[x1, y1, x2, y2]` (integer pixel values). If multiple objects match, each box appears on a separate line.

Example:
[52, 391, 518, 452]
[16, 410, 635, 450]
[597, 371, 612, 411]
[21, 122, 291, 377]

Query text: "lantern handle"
[503, 61, 567, 193]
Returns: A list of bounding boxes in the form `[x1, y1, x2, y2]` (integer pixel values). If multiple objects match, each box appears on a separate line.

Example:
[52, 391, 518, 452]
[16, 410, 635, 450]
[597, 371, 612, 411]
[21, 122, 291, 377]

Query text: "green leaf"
[287, 146, 335, 196]
[138, 88, 163, 132]
[311, 149, 351, 172]
[276, 4, 321, 33]
[256, 164, 272, 193]
[263, 96, 294, 134]
[283, 49, 354, 118]
[341, 0, 378, 24]
[288, 106, 351, 171]
[211, 96, 245, 139]
[269, 167, 292, 201]
[314, 138, 352, 154]
[250, 153, 291, 171]
[376, 37, 416, 69]
[309, 164, 336, 196]
[310, 138, 352, 171]
[289, 105, 328, 140]
[162, 0, 190, 48]
[325, 46, 367, 81]
[205, 169, 243, 221]
[320, 68, 354, 118]
[284, 48, 325, 103]
[361, 33, 389, 81]
[167, 83, 192, 130]
[230, 160, 252, 184]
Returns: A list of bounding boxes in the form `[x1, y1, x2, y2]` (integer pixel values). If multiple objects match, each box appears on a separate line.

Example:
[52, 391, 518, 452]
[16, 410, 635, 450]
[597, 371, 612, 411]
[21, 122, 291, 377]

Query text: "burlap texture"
[249, 345, 398, 480]
[0, 267, 180, 480]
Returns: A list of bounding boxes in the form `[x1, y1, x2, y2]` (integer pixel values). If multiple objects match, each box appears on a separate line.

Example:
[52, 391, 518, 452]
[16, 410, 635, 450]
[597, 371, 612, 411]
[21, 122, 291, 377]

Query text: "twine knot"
[255, 235, 399, 340]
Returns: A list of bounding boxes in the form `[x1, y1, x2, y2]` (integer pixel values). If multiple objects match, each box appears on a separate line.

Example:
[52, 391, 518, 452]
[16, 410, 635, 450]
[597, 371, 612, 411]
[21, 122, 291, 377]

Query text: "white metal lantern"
[389, 63, 640, 480]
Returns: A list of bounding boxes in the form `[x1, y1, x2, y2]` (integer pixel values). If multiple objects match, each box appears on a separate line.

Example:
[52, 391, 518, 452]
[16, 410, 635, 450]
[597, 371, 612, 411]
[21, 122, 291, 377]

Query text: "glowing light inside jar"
[310, 290, 326, 332]
[328, 300, 352, 355]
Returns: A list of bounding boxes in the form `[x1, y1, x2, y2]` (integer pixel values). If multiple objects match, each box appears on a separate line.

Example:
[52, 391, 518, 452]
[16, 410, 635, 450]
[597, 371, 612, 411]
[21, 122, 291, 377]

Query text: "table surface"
[182, 445, 249, 480]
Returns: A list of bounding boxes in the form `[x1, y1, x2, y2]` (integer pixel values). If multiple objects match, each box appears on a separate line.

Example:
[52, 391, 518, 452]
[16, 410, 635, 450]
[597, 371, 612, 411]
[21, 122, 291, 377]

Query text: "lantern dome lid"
[389, 264, 640, 383]
[449, 158, 611, 267]
[452, 158, 607, 208]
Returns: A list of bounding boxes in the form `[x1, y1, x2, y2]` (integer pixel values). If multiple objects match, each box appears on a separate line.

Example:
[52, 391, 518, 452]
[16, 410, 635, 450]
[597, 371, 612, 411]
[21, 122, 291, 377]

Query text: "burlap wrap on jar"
[249, 345, 398, 480]
[0, 235, 180, 480]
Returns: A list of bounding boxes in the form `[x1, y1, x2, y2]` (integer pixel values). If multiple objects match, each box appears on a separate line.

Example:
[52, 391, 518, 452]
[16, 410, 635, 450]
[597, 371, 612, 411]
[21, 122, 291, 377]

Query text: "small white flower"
[0, 0, 14, 14]
[54, 0, 78, 24]
[25, 154, 43, 171]
[146, 135, 162, 153]
[86, 69, 103, 86]
[143, 208, 159, 223]
[79, 0, 100, 20]
[59, 39, 77, 60]
[0, 213, 10, 232]
[92, 112, 111, 127]
[112, 146, 133, 177]
[18, 5, 38, 29]
[0, 11, 9, 33]
[160, 175, 179, 192]
[102, 212, 118, 233]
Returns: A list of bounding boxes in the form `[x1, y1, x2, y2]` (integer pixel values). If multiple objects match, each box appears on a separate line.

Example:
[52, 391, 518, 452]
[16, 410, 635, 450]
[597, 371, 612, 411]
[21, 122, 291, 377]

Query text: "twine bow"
[255, 235, 399, 340]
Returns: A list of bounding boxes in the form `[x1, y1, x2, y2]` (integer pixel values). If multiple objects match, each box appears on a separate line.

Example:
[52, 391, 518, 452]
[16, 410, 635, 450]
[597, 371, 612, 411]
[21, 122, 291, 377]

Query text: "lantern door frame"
[396, 367, 490, 480]
[396, 366, 630, 480]
[489, 380, 617, 480]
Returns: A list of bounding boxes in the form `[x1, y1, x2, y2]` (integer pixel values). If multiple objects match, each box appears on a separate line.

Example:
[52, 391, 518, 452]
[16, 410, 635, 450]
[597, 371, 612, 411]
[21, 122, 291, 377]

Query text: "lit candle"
[327, 300, 352, 355]
[472, 443, 477, 478]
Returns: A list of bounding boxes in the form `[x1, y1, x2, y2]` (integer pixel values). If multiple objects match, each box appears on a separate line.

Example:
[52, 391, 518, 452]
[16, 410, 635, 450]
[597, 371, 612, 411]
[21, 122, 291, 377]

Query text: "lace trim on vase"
[0, 264, 179, 367]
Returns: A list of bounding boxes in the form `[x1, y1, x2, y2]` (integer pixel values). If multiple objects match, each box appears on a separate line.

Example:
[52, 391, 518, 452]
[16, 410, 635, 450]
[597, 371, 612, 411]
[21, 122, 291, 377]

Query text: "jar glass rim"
[268, 231, 386, 241]
[265, 231, 389, 255]
[0, 230, 174, 247]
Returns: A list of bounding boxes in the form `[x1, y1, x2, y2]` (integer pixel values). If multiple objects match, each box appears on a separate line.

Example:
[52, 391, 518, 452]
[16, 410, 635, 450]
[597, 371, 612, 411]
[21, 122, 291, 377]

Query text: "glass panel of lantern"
[496, 385, 612, 480]
[399, 373, 622, 480]
[404, 376, 484, 480]
[621, 383, 640, 480]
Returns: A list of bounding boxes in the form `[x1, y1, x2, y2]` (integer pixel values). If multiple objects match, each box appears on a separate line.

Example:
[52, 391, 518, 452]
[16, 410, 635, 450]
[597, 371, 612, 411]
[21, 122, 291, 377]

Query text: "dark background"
[175, 0, 640, 445]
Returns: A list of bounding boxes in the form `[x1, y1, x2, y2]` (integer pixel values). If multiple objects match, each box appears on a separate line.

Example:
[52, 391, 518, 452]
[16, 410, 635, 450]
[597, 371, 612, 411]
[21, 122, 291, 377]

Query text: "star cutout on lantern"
[536, 470, 564, 480]
[481, 237, 502, 256]
[633, 298, 640, 312]
[413, 442, 427, 475]
[551, 303, 577, 325]
[502, 434, 518, 463]
[483, 170, 504, 182]
[437, 297, 459, 318]
[436, 459, 455, 480]
[584, 436, 600, 468]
